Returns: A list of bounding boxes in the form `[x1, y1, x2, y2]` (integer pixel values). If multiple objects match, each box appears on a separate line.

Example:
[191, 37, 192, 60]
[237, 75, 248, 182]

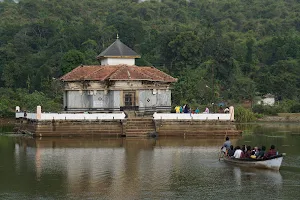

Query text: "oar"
[218, 150, 223, 161]
[218, 147, 226, 161]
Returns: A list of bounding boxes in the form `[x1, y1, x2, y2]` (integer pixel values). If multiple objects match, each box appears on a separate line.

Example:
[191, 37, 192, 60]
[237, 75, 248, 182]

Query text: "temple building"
[60, 37, 177, 113]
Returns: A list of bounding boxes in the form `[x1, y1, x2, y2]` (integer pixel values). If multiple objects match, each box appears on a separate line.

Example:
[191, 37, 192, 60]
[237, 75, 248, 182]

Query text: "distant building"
[256, 93, 275, 106]
[60, 37, 177, 113]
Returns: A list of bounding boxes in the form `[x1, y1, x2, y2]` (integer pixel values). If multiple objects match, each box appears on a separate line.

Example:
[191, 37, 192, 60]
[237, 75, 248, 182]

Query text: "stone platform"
[15, 117, 242, 138]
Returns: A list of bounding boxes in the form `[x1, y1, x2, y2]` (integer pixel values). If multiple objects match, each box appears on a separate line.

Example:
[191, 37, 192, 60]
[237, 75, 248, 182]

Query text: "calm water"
[1, 123, 300, 200]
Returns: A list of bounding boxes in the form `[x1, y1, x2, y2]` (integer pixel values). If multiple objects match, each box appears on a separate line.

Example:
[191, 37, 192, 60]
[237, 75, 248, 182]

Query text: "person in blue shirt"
[221, 137, 231, 155]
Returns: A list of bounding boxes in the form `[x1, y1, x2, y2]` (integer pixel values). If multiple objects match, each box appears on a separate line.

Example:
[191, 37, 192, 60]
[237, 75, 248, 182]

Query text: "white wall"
[16, 112, 37, 119]
[257, 97, 275, 106]
[153, 113, 231, 120]
[101, 58, 135, 66]
[16, 112, 125, 120]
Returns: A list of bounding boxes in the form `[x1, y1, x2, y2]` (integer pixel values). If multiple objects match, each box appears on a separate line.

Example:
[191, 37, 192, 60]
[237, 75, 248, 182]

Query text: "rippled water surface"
[0, 123, 300, 199]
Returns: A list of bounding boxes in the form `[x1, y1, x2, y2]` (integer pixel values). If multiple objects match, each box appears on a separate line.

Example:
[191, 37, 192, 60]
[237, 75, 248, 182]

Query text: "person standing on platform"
[175, 106, 180, 113]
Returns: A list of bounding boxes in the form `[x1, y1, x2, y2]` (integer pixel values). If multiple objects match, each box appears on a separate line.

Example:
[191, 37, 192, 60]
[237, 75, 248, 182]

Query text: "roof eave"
[108, 78, 152, 81]
[96, 55, 141, 59]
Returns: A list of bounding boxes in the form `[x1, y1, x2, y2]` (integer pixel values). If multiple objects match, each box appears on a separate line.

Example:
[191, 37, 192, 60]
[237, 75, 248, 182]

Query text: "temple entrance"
[121, 91, 138, 111]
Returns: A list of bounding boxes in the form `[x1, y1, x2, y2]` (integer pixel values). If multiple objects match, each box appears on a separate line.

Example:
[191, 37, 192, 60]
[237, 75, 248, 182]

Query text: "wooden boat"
[223, 155, 283, 170]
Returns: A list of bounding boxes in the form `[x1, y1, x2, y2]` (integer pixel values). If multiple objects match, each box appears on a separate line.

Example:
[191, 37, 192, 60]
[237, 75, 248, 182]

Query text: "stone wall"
[155, 120, 242, 137]
[15, 118, 242, 138]
[15, 119, 123, 137]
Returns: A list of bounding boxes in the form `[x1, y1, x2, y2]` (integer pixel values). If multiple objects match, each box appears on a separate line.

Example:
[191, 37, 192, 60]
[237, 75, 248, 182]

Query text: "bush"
[0, 87, 62, 116]
[252, 105, 281, 116]
[290, 104, 300, 113]
[254, 113, 264, 119]
[0, 99, 15, 118]
[235, 106, 256, 122]
[279, 99, 299, 112]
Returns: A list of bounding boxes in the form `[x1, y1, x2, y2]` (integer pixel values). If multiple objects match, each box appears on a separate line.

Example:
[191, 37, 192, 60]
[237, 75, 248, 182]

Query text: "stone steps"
[125, 118, 155, 137]
[125, 132, 152, 137]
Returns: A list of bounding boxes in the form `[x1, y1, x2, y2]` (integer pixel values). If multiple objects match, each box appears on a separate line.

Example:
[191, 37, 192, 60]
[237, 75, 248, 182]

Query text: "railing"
[153, 113, 231, 120]
[16, 112, 126, 120]
[15, 106, 234, 121]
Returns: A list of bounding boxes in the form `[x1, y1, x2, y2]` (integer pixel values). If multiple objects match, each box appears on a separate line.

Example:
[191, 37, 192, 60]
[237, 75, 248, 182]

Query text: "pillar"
[37, 106, 42, 120]
[229, 106, 234, 121]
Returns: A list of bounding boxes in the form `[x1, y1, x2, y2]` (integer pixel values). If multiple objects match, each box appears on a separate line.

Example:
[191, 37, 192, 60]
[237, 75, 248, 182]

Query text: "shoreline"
[257, 115, 300, 122]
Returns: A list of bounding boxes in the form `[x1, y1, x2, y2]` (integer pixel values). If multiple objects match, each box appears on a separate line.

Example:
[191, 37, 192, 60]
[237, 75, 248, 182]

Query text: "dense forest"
[1, 0, 300, 117]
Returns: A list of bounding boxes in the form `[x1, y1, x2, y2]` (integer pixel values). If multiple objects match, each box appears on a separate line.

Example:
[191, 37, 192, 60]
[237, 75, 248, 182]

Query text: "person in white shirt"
[233, 146, 244, 159]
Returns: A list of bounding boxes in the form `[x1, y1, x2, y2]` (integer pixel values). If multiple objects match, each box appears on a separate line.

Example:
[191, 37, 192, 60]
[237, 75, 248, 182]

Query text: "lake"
[0, 122, 300, 199]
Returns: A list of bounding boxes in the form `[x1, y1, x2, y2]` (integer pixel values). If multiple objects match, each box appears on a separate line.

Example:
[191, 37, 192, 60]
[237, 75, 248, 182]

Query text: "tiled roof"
[60, 65, 177, 83]
[96, 39, 140, 59]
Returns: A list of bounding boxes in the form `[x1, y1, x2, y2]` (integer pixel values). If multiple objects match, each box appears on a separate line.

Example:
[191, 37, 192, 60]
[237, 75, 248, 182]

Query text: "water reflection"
[1, 128, 300, 199]
[232, 166, 283, 188]
[12, 137, 242, 199]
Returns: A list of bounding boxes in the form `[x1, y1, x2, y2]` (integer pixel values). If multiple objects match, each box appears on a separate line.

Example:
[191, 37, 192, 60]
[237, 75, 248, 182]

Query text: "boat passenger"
[265, 145, 277, 158]
[244, 146, 252, 158]
[233, 146, 244, 159]
[253, 147, 259, 156]
[257, 146, 266, 159]
[241, 145, 247, 154]
[250, 151, 256, 159]
[255, 148, 261, 157]
[227, 145, 235, 157]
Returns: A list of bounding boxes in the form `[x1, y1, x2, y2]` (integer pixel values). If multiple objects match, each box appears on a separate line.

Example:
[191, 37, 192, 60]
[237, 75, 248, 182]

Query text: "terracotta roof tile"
[60, 65, 100, 81]
[139, 67, 177, 82]
[60, 65, 177, 83]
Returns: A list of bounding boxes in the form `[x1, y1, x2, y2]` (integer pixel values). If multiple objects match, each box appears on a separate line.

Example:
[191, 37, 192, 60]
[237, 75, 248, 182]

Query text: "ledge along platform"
[14, 106, 242, 138]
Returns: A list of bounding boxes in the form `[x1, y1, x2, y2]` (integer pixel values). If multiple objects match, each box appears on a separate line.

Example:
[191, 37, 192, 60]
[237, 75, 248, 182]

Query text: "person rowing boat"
[221, 136, 231, 156]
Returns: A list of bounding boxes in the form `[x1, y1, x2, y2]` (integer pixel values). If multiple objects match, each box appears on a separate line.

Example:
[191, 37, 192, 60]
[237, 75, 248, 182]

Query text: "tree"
[61, 50, 84, 74]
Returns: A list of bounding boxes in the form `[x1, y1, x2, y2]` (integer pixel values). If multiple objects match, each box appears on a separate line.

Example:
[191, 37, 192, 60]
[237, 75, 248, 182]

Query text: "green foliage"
[0, 100, 15, 118]
[290, 104, 300, 113]
[235, 106, 256, 123]
[278, 99, 299, 113]
[1, 0, 300, 110]
[61, 50, 85, 74]
[252, 105, 283, 116]
[0, 87, 61, 117]
[254, 113, 264, 119]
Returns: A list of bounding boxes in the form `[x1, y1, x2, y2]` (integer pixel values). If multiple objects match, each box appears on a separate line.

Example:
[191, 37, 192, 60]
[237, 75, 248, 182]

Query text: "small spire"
[116, 33, 119, 39]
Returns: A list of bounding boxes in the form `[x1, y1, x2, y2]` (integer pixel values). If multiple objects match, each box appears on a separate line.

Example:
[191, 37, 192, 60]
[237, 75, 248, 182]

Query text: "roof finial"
[116, 33, 119, 39]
